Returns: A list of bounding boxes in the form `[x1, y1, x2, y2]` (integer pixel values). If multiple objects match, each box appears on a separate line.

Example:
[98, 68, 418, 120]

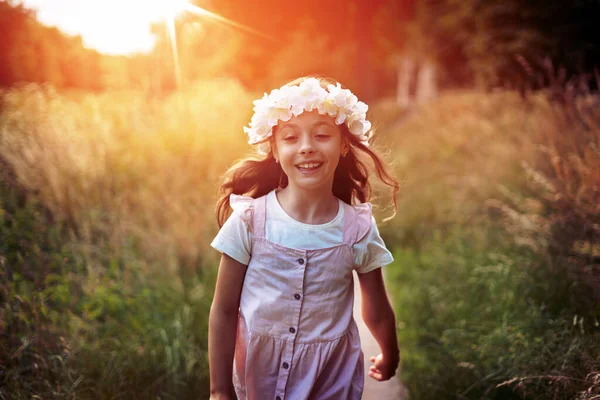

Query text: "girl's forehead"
[278, 111, 337, 128]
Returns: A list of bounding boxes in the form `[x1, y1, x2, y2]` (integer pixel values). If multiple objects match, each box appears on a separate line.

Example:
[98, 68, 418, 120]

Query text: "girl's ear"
[341, 139, 350, 157]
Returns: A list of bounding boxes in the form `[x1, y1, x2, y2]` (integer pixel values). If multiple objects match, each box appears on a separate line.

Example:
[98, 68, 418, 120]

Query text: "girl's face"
[273, 111, 348, 193]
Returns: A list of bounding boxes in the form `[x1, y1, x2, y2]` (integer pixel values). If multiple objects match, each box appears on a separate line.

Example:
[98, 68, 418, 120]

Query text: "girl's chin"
[287, 176, 334, 191]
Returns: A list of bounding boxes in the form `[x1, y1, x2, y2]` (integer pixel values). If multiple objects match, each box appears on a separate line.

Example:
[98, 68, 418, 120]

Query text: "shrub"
[377, 81, 600, 399]
[0, 79, 253, 398]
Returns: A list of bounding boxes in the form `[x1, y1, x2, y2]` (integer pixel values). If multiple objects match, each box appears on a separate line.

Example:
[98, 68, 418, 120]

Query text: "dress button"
[294, 293, 301, 300]
[289, 327, 296, 333]
[276, 397, 282, 400]
[282, 362, 289, 369]
[297, 258, 304, 265]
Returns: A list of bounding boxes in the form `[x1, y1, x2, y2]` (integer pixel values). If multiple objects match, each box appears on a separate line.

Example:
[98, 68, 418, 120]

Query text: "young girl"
[208, 76, 400, 400]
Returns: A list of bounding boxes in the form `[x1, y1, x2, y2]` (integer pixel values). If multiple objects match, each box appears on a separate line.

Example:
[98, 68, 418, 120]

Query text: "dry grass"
[0, 79, 254, 282]
[1, 75, 598, 398]
[374, 83, 600, 399]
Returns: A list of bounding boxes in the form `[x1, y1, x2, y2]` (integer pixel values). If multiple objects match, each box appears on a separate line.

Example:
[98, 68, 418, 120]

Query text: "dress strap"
[342, 202, 373, 245]
[252, 195, 267, 238]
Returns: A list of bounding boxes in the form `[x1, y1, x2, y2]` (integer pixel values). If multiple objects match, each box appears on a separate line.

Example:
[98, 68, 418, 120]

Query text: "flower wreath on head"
[243, 78, 372, 154]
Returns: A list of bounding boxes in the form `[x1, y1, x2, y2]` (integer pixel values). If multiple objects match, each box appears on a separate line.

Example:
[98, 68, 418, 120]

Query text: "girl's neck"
[275, 186, 339, 225]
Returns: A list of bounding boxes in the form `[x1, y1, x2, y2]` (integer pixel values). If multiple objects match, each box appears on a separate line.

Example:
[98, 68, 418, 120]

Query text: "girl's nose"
[299, 135, 315, 154]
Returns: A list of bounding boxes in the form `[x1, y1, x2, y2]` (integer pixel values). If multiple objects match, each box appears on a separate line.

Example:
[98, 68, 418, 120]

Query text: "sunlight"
[150, 0, 190, 19]
[183, 3, 274, 40]
[22, 0, 273, 55]
[159, 1, 274, 88]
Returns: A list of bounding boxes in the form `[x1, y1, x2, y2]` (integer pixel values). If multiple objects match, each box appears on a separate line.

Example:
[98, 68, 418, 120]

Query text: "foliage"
[2, 0, 599, 97]
[376, 82, 600, 399]
[0, 80, 253, 275]
[389, 230, 600, 400]
[1, 57, 599, 398]
[0, 0, 104, 90]
[0, 80, 253, 398]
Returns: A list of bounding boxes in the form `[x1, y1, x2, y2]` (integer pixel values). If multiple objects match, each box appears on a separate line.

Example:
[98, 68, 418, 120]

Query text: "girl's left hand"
[368, 353, 398, 381]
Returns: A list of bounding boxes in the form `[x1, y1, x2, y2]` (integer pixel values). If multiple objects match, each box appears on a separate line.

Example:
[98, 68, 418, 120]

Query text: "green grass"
[0, 80, 252, 399]
[375, 90, 600, 399]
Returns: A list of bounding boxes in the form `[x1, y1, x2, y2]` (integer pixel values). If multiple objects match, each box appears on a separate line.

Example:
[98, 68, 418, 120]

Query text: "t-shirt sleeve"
[210, 196, 253, 265]
[354, 216, 394, 274]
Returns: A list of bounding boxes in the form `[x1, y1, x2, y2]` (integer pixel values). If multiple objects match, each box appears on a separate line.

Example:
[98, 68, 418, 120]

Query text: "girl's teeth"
[298, 163, 320, 169]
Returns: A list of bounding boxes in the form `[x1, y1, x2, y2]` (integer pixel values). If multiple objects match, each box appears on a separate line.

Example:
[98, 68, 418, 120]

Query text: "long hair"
[216, 76, 399, 227]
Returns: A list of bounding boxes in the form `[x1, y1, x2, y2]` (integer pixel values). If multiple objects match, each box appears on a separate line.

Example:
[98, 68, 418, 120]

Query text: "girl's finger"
[369, 370, 383, 381]
[370, 366, 382, 377]
[369, 356, 376, 363]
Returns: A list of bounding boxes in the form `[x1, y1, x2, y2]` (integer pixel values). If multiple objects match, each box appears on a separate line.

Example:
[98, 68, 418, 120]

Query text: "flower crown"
[243, 78, 372, 153]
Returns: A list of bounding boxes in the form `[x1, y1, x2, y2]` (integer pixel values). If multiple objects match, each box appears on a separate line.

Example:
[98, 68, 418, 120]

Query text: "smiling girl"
[208, 76, 401, 400]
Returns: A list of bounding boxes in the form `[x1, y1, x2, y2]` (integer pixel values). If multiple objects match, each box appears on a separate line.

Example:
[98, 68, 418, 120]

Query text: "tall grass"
[1, 80, 252, 275]
[374, 79, 600, 399]
[0, 79, 255, 398]
[2, 74, 599, 399]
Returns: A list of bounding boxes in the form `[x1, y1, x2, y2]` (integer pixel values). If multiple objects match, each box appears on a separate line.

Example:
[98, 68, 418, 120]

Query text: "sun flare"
[22, 0, 272, 56]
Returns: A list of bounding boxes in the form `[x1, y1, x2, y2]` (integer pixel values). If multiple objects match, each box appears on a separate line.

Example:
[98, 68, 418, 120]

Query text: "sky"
[21, 0, 170, 54]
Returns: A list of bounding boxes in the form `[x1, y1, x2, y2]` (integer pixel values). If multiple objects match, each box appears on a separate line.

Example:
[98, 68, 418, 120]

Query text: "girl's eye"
[283, 135, 297, 141]
[316, 133, 330, 139]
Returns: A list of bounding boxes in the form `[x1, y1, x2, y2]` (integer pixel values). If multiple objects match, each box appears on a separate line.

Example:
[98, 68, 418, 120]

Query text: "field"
[1, 79, 599, 399]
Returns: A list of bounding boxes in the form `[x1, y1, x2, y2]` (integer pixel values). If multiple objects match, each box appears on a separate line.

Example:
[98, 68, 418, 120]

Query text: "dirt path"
[354, 274, 408, 400]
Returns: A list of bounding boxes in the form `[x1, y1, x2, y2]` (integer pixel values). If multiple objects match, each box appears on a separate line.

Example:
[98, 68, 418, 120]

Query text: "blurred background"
[0, 0, 599, 398]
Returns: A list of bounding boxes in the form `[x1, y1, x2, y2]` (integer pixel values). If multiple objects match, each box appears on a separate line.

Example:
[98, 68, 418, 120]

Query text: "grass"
[1, 78, 599, 399]
[374, 87, 600, 399]
[0, 79, 254, 399]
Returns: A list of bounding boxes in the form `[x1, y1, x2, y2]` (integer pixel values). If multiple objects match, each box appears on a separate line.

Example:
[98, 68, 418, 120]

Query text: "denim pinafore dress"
[233, 194, 373, 400]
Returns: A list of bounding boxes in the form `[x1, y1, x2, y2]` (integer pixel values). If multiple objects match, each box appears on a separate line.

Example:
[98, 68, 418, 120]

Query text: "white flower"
[317, 96, 339, 117]
[244, 79, 372, 147]
[349, 119, 371, 136]
[335, 111, 347, 125]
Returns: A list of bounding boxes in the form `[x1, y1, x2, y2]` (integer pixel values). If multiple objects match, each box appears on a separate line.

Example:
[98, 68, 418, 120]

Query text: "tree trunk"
[416, 61, 437, 104]
[397, 56, 414, 108]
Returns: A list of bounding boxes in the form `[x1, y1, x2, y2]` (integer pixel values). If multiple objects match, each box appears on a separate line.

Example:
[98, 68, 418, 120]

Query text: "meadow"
[1, 77, 599, 399]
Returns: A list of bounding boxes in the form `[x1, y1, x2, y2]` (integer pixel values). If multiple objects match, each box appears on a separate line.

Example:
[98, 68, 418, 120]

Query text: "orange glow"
[22, 0, 270, 55]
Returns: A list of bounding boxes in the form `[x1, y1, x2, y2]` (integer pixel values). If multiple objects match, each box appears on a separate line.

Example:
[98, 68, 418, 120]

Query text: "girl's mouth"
[296, 162, 323, 172]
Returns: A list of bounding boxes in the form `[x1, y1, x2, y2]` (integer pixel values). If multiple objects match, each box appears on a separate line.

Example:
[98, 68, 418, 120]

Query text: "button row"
[277, 265, 301, 400]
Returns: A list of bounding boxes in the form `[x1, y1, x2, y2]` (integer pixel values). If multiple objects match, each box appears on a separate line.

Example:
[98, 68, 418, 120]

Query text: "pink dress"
[233, 194, 373, 400]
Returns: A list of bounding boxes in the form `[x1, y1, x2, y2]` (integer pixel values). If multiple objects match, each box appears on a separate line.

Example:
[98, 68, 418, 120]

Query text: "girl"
[209, 76, 400, 400]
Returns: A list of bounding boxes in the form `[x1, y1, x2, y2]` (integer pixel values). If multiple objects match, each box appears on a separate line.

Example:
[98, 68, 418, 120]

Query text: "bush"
[377, 83, 600, 399]
[0, 80, 253, 398]
[389, 226, 600, 400]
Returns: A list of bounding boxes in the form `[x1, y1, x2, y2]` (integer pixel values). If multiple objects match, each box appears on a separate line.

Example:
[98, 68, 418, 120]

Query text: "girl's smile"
[296, 161, 323, 173]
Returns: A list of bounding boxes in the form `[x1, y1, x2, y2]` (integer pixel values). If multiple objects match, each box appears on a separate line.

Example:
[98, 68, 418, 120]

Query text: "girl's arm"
[357, 268, 400, 381]
[208, 253, 247, 399]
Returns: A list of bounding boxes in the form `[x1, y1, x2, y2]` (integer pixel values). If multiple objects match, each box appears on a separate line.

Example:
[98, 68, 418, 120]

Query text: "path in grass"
[354, 274, 408, 400]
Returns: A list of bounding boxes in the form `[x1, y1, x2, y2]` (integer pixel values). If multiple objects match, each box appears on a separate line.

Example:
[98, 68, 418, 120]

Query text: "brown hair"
[216, 76, 399, 227]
